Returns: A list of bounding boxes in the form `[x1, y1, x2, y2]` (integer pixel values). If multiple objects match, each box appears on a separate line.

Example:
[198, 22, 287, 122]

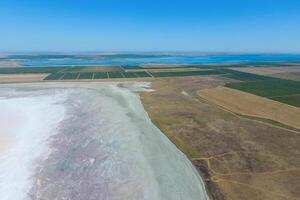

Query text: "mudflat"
[0, 82, 208, 200]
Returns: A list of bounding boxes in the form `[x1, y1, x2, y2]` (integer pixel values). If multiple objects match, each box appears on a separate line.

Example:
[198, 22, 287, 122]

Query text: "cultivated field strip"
[43, 69, 225, 80]
[226, 79, 300, 107]
[199, 86, 300, 129]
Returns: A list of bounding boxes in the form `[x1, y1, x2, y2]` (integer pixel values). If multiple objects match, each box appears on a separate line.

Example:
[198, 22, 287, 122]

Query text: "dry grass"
[270, 72, 300, 81]
[0, 74, 48, 83]
[198, 86, 300, 129]
[232, 67, 300, 75]
[140, 76, 300, 200]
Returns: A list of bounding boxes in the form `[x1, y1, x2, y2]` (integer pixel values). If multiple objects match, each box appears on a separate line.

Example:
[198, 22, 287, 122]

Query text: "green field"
[220, 69, 278, 81]
[134, 71, 151, 77]
[150, 70, 224, 77]
[43, 73, 65, 80]
[78, 73, 93, 79]
[0, 67, 65, 74]
[61, 73, 79, 80]
[123, 72, 138, 78]
[226, 79, 300, 107]
[270, 94, 300, 108]
[107, 72, 124, 78]
[94, 72, 108, 79]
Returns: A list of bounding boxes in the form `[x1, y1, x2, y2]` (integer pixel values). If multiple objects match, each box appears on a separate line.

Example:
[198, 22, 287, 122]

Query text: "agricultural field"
[43, 73, 65, 80]
[225, 79, 300, 107]
[61, 73, 79, 80]
[269, 72, 300, 81]
[63, 66, 123, 73]
[41, 69, 226, 80]
[93, 72, 108, 79]
[134, 71, 152, 77]
[150, 70, 224, 77]
[0, 67, 65, 74]
[219, 69, 278, 81]
[106, 72, 124, 78]
[78, 72, 93, 79]
[232, 66, 300, 76]
[271, 94, 300, 108]
[231, 66, 300, 81]
[198, 86, 300, 129]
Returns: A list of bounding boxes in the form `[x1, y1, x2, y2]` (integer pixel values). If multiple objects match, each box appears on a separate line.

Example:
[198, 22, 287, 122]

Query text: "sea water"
[20, 54, 300, 67]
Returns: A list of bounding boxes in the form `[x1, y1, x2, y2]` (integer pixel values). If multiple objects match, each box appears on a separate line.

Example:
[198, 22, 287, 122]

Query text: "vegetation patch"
[220, 69, 278, 81]
[107, 72, 124, 78]
[61, 73, 79, 80]
[93, 72, 107, 79]
[270, 94, 300, 108]
[225, 79, 300, 107]
[0, 67, 65, 74]
[123, 72, 138, 78]
[43, 73, 64, 80]
[151, 70, 224, 77]
[135, 71, 152, 77]
[78, 73, 93, 79]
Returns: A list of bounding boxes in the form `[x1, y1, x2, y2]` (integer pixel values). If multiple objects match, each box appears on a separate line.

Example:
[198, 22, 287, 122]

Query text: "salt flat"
[0, 82, 208, 200]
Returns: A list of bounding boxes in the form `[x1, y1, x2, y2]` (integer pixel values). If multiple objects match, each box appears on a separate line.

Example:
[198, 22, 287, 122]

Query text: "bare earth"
[0, 61, 20, 67]
[0, 74, 48, 83]
[140, 76, 300, 200]
[198, 86, 300, 129]
[232, 66, 300, 75]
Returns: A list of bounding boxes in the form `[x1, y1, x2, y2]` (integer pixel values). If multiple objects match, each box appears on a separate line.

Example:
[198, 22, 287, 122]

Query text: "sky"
[0, 0, 300, 53]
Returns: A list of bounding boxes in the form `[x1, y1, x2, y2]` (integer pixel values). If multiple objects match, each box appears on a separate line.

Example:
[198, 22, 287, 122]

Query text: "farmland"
[219, 69, 278, 81]
[225, 79, 300, 107]
[150, 69, 224, 77]
[0, 65, 300, 109]
[42, 69, 225, 80]
[0, 67, 65, 74]
[198, 86, 300, 129]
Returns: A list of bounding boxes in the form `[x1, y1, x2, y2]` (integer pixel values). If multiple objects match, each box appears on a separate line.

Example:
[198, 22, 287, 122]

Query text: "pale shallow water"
[0, 82, 208, 200]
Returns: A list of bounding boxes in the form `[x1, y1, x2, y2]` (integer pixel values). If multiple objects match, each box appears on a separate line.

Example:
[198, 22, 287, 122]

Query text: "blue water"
[21, 54, 300, 67]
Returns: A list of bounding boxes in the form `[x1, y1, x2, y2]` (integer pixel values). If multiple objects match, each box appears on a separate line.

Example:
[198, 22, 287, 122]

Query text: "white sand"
[0, 92, 66, 200]
[0, 82, 208, 200]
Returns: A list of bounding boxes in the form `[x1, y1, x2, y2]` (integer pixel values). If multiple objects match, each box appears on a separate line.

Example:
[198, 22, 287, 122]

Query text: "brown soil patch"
[232, 67, 300, 75]
[198, 86, 300, 129]
[270, 72, 300, 81]
[0, 61, 20, 67]
[0, 74, 48, 83]
[140, 76, 300, 200]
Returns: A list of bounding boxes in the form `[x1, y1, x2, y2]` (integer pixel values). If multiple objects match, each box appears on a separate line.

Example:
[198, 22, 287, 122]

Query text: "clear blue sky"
[1, 0, 300, 53]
